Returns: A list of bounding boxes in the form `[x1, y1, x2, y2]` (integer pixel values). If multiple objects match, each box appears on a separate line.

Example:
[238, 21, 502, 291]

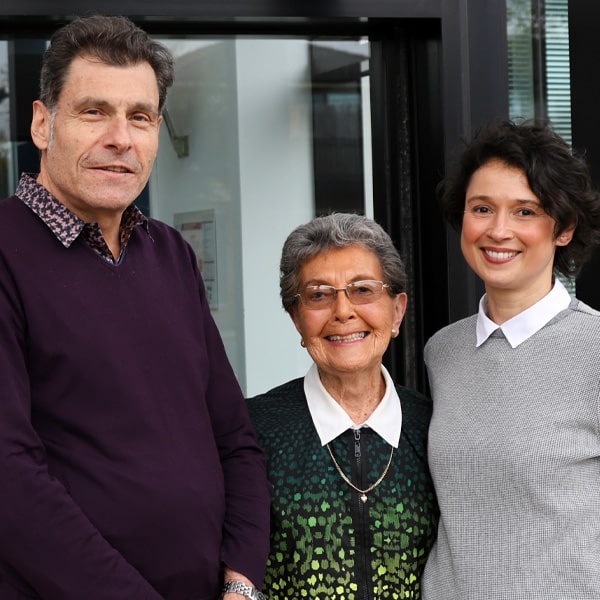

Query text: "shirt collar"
[303, 362, 402, 447]
[476, 278, 572, 348]
[15, 172, 148, 250]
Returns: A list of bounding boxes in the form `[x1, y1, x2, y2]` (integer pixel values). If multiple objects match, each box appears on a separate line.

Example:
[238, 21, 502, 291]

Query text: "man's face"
[31, 55, 162, 223]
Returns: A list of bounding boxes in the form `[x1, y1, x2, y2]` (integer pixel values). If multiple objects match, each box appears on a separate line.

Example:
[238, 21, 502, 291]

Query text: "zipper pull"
[354, 428, 361, 458]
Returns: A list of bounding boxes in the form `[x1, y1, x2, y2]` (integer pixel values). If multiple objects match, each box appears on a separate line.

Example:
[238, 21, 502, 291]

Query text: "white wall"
[151, 40, 247, 388]
[235, 39, 314, 396]
[150, 38, 314, 397]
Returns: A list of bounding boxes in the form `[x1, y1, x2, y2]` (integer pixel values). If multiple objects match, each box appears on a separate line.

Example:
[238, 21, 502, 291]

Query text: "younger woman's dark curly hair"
[439, 119, 600, 277]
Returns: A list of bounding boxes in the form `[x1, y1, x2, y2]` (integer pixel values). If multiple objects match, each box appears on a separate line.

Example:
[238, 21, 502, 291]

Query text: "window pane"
[545, 0, 571, 143]
[152, 37, 372, 394]
[507, 0, 535, 120]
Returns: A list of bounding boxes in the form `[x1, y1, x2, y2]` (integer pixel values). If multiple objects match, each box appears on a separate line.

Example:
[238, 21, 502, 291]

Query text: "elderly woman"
[247, 213, 438, 600]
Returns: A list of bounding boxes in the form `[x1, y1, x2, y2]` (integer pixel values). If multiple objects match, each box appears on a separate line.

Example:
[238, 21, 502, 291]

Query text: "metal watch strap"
[222, 580, 267, 600]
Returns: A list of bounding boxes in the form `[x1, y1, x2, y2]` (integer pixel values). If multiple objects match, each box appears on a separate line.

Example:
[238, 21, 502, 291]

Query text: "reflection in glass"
[151, 37, 372, 394]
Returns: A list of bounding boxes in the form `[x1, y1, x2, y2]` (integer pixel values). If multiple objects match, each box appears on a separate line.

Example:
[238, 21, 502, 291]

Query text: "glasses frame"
[294, 279, 391, 310]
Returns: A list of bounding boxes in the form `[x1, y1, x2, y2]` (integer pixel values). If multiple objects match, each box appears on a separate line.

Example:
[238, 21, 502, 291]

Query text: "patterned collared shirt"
[15, 173, 149, 263]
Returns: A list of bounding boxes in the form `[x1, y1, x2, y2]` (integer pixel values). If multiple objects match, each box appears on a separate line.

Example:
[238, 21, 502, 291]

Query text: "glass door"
[151, 37, 373, 395]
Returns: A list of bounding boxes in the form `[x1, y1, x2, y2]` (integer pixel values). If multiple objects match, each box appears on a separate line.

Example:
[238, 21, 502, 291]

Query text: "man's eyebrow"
[72, 97, 159, 116]
[72, 97, 110, 110]
[129, 101, 160, 116]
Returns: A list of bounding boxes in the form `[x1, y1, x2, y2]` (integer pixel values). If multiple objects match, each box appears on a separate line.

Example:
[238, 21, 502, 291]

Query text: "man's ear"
[31, 100, 51, 151]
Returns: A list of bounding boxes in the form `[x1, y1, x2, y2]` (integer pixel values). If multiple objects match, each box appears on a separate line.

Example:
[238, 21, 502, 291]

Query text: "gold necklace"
[326, 443, 394, 503]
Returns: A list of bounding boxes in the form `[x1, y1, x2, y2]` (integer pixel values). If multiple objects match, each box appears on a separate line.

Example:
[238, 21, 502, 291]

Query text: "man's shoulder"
[143, 217, 198, 258]
[0, 195, 39, 239]
[146, 216, 182, 240]
[0, 194, 28, 216]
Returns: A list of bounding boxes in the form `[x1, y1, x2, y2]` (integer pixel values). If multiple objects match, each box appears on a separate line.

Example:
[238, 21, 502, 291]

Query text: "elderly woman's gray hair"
[280, 212, 407, 311]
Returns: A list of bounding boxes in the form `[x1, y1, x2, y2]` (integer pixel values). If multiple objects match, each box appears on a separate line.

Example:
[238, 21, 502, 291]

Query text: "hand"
[222, 567, 258, 599]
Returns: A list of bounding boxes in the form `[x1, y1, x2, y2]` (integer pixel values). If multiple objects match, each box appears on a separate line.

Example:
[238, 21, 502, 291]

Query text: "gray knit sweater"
[422, 298, 600, 600]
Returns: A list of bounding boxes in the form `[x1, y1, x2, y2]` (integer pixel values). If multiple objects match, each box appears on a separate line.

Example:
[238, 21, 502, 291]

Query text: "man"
[0, 15, 270, 600]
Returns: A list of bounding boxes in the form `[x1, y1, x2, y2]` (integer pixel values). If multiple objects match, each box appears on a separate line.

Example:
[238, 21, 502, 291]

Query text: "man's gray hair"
[39, 15, 174, 113]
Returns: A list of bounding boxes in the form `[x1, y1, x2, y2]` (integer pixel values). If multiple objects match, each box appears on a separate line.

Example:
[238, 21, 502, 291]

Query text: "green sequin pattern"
[248, 378, 438, 600]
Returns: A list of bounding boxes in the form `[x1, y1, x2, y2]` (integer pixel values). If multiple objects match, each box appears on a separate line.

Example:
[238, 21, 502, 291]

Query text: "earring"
[391, 328, 397, 337]
[300, 339, 306, 348]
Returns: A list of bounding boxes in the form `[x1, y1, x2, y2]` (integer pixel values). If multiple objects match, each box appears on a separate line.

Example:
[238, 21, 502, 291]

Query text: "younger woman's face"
[461, 159, 573, 304]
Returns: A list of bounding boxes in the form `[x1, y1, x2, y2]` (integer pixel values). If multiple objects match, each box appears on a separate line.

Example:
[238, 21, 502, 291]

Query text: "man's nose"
[104, 116, 134, 152]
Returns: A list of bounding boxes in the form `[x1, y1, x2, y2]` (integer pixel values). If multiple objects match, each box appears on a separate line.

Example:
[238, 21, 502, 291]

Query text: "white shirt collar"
[476, 278, 572, 348]
[303, 362, 402, 447]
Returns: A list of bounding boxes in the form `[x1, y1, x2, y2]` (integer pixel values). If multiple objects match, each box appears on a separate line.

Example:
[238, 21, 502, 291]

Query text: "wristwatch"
[222, 580, 267, 600]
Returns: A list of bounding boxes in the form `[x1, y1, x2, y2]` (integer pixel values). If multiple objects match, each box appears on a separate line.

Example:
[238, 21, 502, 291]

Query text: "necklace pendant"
[326, 443, 394, 506]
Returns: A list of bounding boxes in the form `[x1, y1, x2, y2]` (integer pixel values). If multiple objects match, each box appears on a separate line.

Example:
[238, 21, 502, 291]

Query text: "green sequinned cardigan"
[247, 377, 439, 600]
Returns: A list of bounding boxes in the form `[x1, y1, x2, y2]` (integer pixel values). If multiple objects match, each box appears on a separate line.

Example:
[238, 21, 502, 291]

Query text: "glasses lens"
[347, 280, 384, 304]
[298, 281, 386, 309]
[302, 286, 335, 308]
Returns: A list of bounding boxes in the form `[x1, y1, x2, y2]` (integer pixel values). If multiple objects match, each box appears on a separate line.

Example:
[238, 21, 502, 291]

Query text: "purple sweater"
[0, 195, 271, 600]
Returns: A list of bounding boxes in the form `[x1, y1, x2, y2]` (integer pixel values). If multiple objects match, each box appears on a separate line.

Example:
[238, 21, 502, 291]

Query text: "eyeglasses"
[295, 280, 390, 310]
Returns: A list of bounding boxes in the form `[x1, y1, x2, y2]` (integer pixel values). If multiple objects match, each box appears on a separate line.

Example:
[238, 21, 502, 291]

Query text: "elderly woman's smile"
[325, 331, 368, 343]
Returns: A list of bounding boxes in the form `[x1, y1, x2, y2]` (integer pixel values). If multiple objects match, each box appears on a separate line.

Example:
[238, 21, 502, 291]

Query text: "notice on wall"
[174, 209, 218, 310]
